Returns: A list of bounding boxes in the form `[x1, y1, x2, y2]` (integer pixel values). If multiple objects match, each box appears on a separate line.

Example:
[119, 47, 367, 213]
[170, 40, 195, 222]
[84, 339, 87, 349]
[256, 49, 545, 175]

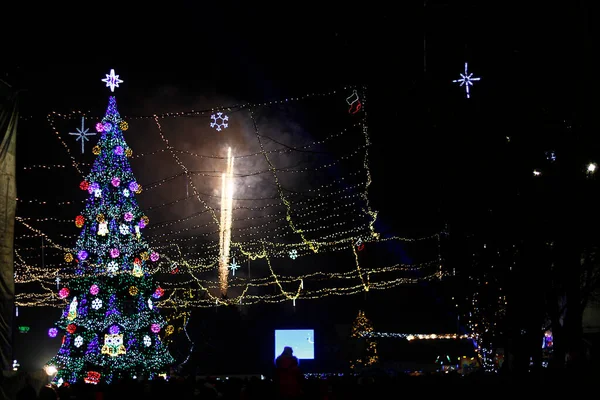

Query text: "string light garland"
[358, 332, 474, 340]
[16, 84, 445, 313]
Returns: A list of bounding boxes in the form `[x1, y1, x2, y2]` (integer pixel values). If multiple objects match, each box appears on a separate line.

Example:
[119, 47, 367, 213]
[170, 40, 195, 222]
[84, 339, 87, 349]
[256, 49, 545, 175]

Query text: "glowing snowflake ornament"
[210, 112, 229, 132]
[453, 62, 480, 99]
[229, 258, 240, 276]
[101, 69, 124, 92]
[69, 117, 96, 154]
[106, 261, 118, 275]
[91, 298, 102, 310]
[74, 336, 83, 348]
[289, 249, 298, 260]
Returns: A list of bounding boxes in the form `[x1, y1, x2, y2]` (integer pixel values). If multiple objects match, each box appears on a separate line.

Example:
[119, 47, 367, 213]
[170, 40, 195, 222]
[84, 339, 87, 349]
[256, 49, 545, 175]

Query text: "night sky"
[4, 0, 597, 372]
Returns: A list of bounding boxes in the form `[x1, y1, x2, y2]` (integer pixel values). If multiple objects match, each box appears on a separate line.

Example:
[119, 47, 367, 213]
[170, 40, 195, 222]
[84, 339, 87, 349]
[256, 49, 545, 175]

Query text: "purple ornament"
[124, 212, 133, 222]
[48, 328, 58, 338]
[138, 219, 146, 229]
[109, 325, 120, 335]
[150, 252, 159, 262]
[78, 250, 88, 260]
[88, 182, 100, 194]
[110, 248, 120, 258]
[111, 177, 121, 187]
[89, 284, 99, 295]
[95, 122, 104, 132]
[103, 122, 113, 132]
[150, 324, 160, 333]
[128, 181, 139, 192]
[114, 146, 124, 156]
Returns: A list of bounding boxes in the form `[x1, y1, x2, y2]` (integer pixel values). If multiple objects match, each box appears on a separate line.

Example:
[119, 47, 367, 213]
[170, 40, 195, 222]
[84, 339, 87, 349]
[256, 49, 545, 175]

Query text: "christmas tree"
[349, 310, 378, 370]
[46, 95, 174, 384]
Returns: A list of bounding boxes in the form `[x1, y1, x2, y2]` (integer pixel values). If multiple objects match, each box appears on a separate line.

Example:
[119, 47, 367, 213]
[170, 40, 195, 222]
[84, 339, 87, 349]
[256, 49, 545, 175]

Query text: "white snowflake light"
[91, 298, 102, 310]
[101, 69, 124, 92]
[289, 249, 298, 259]
[69, 117, 96, 154]
[210, 112, 229, 132]
[74, 336, 83, 348]
[119, 224, 130, 235]
[94, 189, 102, 198]
[453, 62, 481, 99]
[229, 258, 240, 276]
[143, 335, 152, 347]
[106, 261, 119, 275]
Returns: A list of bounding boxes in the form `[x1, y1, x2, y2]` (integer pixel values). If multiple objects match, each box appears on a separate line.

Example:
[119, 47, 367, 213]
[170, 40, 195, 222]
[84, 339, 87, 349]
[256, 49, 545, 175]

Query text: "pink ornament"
[150, 323, 160, 333]
[124, 212, 133, 222]
[89, 284, 99, 295]
[95, 122, 104, 132]
[58, 288, 70, 299]
[111, 177, 121, 187]
[150, 252, 159, 262]
[110, 248, 120, 258]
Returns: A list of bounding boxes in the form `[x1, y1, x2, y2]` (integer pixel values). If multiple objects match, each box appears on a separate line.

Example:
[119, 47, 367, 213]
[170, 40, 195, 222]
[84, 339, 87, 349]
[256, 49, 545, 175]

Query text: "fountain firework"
[219, 147, 235, 296]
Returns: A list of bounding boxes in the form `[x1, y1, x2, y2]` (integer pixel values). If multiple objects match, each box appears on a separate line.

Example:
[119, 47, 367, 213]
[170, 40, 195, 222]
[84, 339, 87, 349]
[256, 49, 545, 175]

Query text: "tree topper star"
[228, 258, 240, 276]
[453, 62, 480, 99]
[69, 117, 96, 153]
[102, 69, 124, 92]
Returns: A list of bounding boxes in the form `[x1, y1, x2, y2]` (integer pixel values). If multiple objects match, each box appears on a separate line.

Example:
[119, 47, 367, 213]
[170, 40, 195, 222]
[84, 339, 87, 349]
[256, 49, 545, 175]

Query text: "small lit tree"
[349, 310, 378, 370]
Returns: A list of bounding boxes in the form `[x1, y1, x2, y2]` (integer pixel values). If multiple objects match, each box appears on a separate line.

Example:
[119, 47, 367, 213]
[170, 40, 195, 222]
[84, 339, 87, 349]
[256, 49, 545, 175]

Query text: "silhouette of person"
[16, 375, 36, 400]
[275, 347, 302, 399]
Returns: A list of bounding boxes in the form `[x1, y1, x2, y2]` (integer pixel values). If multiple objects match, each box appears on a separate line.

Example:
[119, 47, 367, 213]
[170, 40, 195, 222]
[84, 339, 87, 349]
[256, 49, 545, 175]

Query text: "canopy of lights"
[14, 83, 444, 310]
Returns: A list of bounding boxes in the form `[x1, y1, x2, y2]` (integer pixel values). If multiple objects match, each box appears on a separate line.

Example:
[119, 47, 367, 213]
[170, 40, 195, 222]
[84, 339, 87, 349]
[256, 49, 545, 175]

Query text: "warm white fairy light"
[587, 162, 596, 174]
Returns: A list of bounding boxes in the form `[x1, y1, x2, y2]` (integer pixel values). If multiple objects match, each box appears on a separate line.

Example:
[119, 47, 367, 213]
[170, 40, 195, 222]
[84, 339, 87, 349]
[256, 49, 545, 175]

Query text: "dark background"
[3, 0, 597, 373]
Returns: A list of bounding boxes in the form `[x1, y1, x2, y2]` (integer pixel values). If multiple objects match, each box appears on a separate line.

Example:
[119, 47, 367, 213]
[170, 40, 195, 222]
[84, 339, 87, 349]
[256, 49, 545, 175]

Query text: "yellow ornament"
[125, 148, 132, 157]
[96, 214, 105, 223]
[140, 252, 149, 261]
[141, 216, 150, 225]
[119, 121, 129, 131]
[92, 145, 101, 155]
[128, 286, 139, 296]
[165, 325, 174, 336]
[135, 184, 142, 194]
[64, 253, 74, 262]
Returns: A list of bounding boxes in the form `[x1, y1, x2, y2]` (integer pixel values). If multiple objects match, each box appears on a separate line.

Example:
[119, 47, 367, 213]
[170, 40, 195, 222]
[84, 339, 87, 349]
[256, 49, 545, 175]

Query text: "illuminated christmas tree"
[349, 310, 378, 370]
[46, 94, 174, 384]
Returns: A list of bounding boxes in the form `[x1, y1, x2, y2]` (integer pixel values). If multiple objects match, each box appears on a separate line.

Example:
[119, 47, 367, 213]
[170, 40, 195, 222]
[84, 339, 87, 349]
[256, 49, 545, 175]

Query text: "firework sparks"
[219, 147, 235, 296]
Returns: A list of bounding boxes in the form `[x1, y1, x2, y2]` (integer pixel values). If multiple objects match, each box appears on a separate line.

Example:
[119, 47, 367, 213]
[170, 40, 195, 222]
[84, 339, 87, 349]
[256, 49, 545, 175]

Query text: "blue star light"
[453, 62, 481, 99]
[228, 258, 240, 276]
[102, 69, 124, 92]
[69, 117, 96, 153]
